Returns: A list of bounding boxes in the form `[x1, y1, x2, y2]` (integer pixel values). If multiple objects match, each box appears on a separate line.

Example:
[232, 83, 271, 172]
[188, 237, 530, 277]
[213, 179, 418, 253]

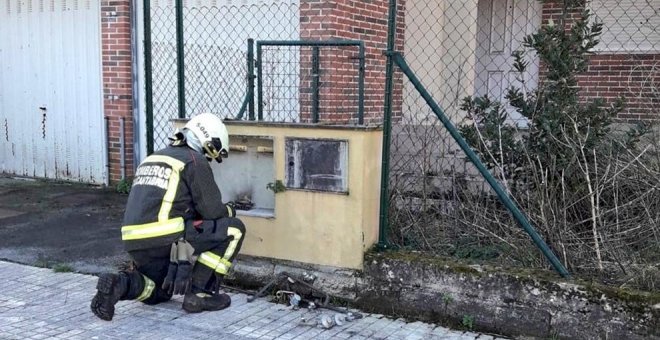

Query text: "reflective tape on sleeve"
[121, 217, 185, 241]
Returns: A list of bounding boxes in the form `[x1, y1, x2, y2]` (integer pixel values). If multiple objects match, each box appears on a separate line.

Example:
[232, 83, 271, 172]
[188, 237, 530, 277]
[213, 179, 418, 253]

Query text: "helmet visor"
[203, 137, 228, 163]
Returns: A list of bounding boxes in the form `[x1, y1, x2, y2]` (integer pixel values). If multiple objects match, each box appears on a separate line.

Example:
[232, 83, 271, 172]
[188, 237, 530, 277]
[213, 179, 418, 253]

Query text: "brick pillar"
[299, 0, 406, 124]
[102, 0, 134, 184]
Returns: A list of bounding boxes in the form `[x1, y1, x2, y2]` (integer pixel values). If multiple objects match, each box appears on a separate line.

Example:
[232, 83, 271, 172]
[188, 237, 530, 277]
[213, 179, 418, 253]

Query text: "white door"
[475, 0, 541, 125]
[0, 0, 105, 184]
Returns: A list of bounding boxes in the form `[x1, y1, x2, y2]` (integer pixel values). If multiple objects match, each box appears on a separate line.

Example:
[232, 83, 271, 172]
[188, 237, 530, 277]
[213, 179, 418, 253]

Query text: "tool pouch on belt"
[162, 239, 195, 295]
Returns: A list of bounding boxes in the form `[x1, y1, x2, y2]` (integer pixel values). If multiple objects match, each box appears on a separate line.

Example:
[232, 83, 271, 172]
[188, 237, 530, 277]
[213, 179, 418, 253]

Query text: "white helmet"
[183, 113, 229, 163]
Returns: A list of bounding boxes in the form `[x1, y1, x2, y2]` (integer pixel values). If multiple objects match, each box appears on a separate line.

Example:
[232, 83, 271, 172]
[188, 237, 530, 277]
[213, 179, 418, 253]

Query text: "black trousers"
[126, 217, 246, 305]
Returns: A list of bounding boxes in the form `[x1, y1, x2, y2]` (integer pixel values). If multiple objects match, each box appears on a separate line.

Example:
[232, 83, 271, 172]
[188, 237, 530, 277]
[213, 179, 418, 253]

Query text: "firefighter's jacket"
[121, 145, 231, 251]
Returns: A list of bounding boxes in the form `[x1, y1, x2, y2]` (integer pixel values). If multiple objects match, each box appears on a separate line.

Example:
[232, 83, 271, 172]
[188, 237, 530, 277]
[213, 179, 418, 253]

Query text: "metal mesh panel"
[258, 44, 363, 123]
[143, 0, 660, 288]
[150, 3, 178, 150]
[147, 0, 300, 149]
[387, 0, 660, 289]
[259, 45, 301, 122]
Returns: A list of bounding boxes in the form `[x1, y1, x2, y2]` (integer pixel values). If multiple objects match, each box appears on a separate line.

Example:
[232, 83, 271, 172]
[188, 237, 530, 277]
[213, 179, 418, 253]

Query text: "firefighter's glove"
[162, 243, 179, 295]
[171, 261, 192, 295]
[162, 240, 195, 295]
[162, 261, 178, 294]
[225, 202, 236, 217]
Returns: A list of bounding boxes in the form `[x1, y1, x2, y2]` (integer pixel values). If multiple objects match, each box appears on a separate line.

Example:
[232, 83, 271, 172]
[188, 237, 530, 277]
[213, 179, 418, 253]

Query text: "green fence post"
[247, 38, 255, 121]
[377, 0, 398, 249]
[143, 0, 154, 154]
[256, 42, 263, 121]
[175, 0, 186, 119]
[392, 52, 570, 278]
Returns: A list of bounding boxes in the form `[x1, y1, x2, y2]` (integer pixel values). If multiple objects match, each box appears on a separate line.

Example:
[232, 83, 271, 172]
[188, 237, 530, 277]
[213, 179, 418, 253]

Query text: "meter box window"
[285, 138, 348, 193]
[212, 135, 275, 218]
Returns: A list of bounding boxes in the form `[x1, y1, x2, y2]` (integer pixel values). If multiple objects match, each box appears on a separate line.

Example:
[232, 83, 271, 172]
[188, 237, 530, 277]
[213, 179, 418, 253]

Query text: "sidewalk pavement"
[0, 261, 504, 340]
[0, 176, 508, 339]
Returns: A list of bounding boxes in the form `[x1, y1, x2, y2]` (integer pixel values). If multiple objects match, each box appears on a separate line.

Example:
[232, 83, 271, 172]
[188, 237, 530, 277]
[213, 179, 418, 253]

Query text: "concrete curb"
[228, 253, 659, 340]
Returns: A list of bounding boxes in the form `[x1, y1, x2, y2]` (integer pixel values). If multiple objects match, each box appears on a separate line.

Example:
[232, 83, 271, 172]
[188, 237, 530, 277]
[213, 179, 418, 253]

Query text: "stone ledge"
[358, 252, 659, 339]
[229, 253, 659, 339]
[227, 254, 360, 300]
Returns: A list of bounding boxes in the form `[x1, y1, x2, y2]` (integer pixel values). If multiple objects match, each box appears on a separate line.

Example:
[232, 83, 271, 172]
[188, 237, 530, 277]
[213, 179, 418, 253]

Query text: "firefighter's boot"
[90, 273, 128, 321]
[182, 291, 231, 313]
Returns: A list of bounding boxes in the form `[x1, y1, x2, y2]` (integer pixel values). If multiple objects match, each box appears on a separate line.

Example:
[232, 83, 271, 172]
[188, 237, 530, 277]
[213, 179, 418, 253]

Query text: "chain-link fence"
[145, 0, 368, 151]
[143, 0, 659, 288]
[146, 0, 300, 150]
[385, 0, 659, 289]
[256, 41, 365, 124]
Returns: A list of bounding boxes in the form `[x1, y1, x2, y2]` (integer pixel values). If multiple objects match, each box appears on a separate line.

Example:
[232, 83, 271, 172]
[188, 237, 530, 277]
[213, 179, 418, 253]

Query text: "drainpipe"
[130, 0, 141, 167]
[104, 116, 110, 186]
[120, 117, 126, 180]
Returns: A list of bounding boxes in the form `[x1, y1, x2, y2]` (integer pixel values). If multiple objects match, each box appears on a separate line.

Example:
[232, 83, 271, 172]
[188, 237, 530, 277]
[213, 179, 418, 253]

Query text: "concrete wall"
[360, 253, 660, 339]
[230, 253, 660, 340]
[173, 120, 383, 270]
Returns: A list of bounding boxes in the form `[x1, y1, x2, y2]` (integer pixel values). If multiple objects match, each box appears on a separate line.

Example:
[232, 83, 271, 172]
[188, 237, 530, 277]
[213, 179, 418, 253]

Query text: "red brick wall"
[102, 0, 134, 183]
[541, 0, 583, 24]
[580, 54, 660, 121]
[299, 0, 405, 124]
[541, 1, 659, 121]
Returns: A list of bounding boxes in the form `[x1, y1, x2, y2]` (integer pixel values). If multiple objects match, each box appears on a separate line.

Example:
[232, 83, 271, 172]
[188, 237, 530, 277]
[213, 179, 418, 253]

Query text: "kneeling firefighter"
[91, 113, 246, 320]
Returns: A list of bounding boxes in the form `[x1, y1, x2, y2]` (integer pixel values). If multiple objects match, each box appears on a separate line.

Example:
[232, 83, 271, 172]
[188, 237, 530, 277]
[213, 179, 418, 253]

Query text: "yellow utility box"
[172, 120, 383, 270]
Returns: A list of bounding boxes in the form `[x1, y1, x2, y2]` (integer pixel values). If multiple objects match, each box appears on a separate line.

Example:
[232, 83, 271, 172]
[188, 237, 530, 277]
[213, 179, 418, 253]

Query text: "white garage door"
[0, 0, 106, 184]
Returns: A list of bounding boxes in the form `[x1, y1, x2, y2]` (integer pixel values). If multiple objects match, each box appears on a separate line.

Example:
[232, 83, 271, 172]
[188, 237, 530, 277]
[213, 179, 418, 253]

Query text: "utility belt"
[121, 217, 186, 252]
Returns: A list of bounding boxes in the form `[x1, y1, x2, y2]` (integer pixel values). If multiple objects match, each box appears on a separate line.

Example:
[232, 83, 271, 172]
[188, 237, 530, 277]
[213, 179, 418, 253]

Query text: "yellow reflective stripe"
[197, 251, 231, 275]
[136, 275, 155, 301]
[121, 217, 184, 241]
[219, 258, 232, 269]
[223, 227, 243, 260]
[158, 167, 181, 221]
[141, 155, 185, 222]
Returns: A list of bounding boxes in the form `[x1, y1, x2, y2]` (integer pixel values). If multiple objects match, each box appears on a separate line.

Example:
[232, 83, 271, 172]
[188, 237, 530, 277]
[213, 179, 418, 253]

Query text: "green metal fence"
[380, 0, 659, 287]
[254, 40, 365, 124]
[142, 0, 660, 288]
[144, 0, 300, 152]
[143, 1, 366, 153]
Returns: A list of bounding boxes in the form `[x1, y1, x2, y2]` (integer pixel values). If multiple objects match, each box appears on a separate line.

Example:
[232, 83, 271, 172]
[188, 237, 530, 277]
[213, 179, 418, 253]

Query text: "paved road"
[0, 261, 503, 340]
